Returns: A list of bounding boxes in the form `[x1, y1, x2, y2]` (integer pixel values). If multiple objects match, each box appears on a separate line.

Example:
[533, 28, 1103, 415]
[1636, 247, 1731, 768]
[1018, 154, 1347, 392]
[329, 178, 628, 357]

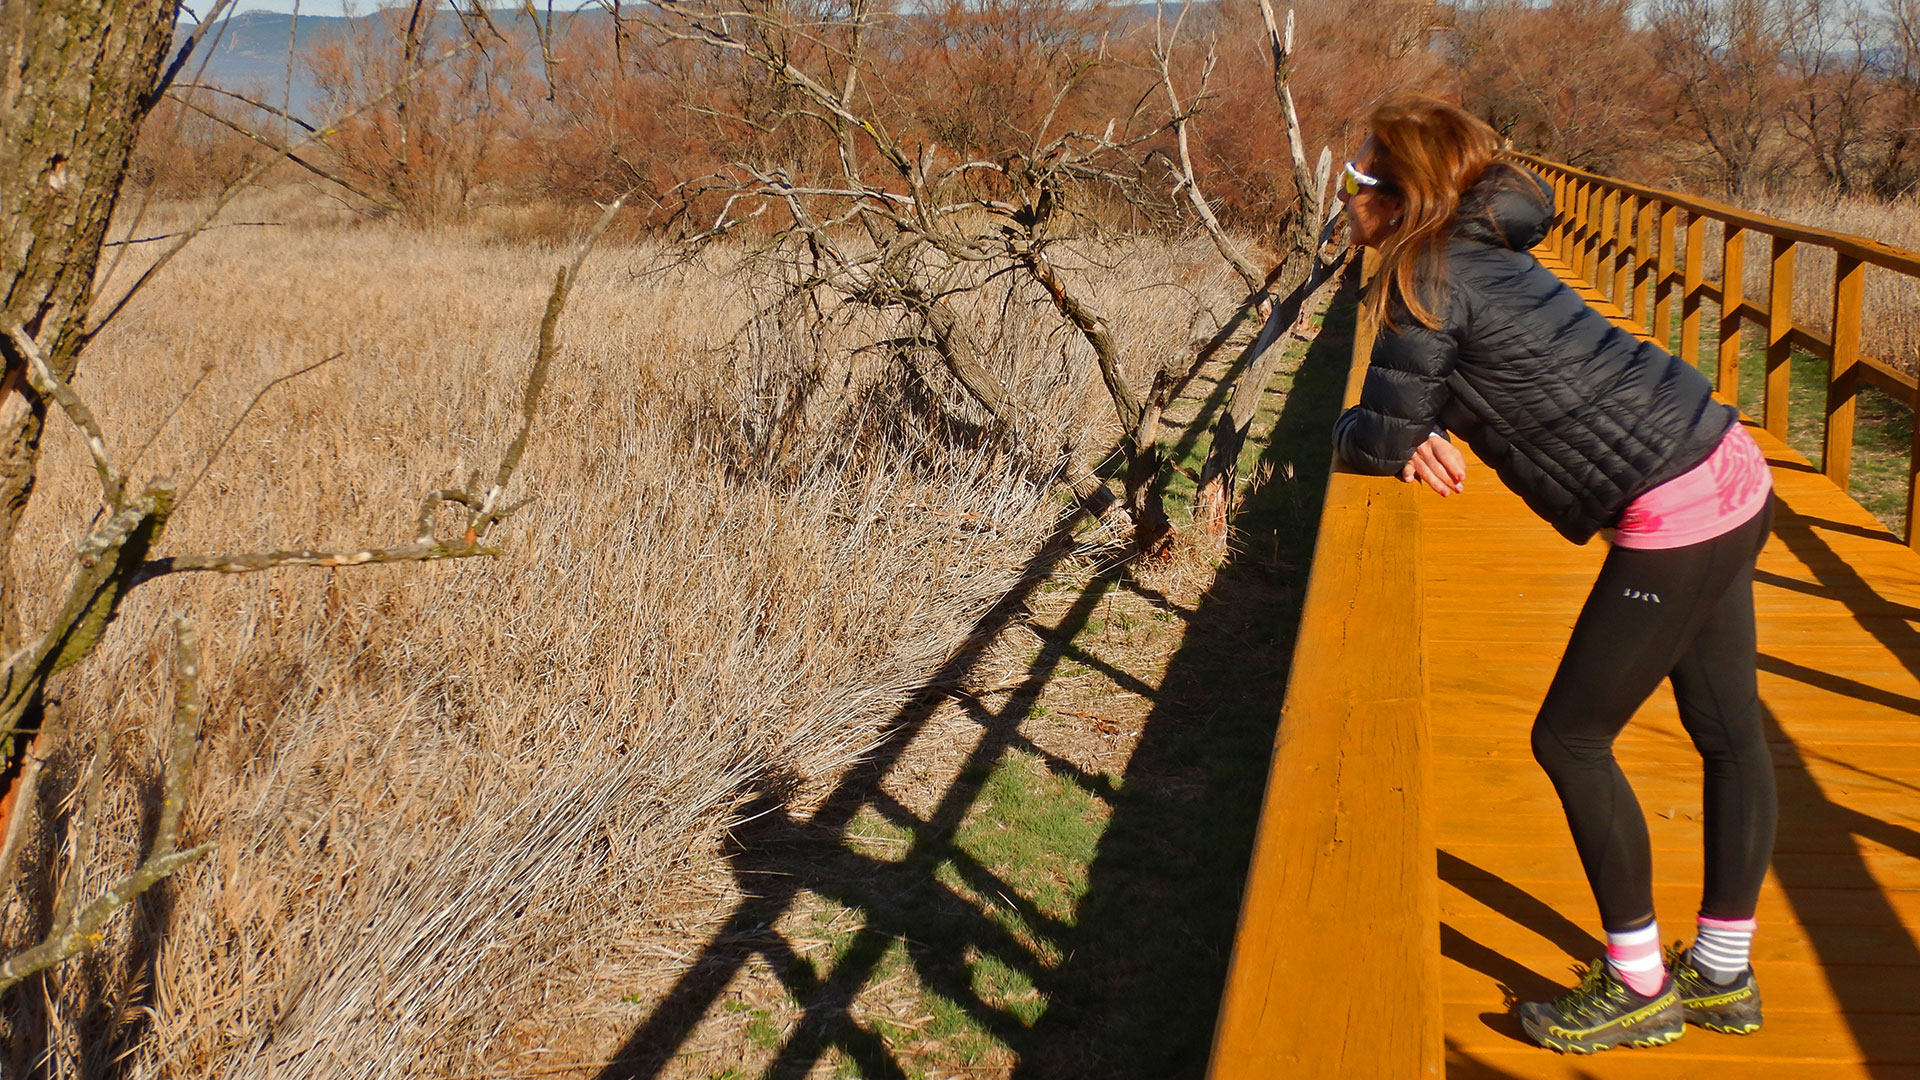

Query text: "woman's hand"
[1399, 433, 1466, 496]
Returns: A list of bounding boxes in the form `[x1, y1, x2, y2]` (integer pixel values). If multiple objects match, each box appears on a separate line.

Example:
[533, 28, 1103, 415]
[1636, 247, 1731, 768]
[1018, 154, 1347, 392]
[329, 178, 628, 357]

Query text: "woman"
[1332, 94, 1775, 1056]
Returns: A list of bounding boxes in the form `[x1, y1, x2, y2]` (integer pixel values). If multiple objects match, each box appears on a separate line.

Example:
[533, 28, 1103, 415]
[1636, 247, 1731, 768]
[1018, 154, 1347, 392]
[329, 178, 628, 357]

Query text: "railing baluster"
[1655, 204, 1677, 349]
[1719, 225, 1746, 407]
[1766, 236, 1796, 440]
[1909, 391, 1920, 551]
[1633, 197, 1654, 326]
[1589, 183, 1605, 286]
[1546, 170, 1564, 252]
[1599, 188, 1619, 300]
[1570, 180, 1586, 279]
[1615, 194, 1636, 310]
[1682, 213, 1705, 372]
[1825, 254, 1864, 493]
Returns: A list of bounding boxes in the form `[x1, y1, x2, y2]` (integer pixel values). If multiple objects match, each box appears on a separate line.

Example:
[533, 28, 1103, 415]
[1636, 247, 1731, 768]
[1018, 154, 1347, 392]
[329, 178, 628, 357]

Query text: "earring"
[1389, 216, 1403, 227]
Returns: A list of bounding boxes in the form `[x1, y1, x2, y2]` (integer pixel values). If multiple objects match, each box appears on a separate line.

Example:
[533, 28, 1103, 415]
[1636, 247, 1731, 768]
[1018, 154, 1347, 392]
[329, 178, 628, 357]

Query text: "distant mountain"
[171, 11, 359, 112]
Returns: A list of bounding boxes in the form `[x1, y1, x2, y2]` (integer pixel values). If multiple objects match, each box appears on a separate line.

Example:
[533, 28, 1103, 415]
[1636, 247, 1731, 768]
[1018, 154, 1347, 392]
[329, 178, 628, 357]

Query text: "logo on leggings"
[1622, 588, 1662, 603]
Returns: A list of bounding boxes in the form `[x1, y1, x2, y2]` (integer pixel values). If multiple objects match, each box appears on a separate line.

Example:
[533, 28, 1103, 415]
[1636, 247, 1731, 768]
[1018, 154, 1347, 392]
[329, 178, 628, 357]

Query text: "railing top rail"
[1510, 151, 1920, 278]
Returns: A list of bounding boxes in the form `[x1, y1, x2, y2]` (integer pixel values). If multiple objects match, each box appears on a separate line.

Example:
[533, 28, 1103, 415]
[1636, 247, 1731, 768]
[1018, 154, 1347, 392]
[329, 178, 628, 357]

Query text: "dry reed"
[1677, 191, 1920, 378]
[1, 195, 1236, 1077]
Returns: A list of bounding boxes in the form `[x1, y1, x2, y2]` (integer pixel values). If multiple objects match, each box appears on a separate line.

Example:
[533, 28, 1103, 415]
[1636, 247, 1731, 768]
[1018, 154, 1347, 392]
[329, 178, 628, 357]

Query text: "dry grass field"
[1720, 189, 1920, 377]
[3, 191, 1242, 1077]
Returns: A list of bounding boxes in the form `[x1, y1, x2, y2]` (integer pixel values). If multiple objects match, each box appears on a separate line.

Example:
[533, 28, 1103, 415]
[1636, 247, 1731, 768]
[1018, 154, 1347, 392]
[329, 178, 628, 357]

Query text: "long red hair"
[1362, 95, 1500, 331]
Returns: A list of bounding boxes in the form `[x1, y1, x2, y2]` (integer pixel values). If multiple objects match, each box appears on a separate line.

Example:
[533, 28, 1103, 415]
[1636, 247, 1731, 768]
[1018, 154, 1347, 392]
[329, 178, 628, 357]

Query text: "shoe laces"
[1554, 962, 1628, 1021]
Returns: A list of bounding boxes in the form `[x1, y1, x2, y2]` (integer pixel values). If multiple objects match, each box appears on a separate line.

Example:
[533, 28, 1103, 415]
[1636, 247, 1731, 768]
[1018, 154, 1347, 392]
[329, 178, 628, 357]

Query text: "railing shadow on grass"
[591, 284, 1358, 1080]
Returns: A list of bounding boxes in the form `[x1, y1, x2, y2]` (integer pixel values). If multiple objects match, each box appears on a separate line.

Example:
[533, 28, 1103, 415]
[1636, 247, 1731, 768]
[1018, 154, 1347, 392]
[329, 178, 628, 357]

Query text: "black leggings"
[1530, 498, 1776, 933]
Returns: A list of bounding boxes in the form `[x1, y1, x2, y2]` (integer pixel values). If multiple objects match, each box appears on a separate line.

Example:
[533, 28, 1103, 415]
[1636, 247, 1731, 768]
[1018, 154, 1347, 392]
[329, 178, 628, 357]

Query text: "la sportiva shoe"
[1517, 960, 1685, 1054]
[1667, 942, 1763, 1034]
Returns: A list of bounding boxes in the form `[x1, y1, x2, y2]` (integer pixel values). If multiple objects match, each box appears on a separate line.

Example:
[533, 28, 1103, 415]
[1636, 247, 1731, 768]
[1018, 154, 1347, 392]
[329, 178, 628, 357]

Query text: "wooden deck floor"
[1432, 260, 1920, 1077]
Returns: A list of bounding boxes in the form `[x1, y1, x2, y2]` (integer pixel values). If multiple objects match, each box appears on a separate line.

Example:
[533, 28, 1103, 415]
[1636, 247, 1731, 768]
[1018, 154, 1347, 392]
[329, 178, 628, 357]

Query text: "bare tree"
[0, 0, 610, 997]
[1870, 0, 1920, 197]
[639, 0, 1346, 556]
[1648, 0, 1798, 197]
[1448, 0, 1657, 173]
[1779, 0, 1882, 193]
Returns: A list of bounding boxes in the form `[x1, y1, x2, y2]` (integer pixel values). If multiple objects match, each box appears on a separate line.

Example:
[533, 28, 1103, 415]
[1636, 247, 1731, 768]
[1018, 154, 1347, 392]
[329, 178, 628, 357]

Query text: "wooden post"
[1632, 197, 1654, 326]
[1584, 184, 1603, 285]
[1546, 171, 1564, 252]
[1615, 194, 1637, 309]
[1718, 225, 1746, 407]
[1909, 391, 1920, 551]
[1655, 205, 1678, 349]
[1598, 188, 1618, 300]
[1765, 236, 1795, 441]
[1568, 180, 1585, 278]
[1681, 214, 1705, 372]
[1825, 254, 1864, 493]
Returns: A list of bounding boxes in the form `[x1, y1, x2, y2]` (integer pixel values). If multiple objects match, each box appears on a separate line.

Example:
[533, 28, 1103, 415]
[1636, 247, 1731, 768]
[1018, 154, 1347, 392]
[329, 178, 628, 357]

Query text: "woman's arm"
[1332, 316, 1461, 477]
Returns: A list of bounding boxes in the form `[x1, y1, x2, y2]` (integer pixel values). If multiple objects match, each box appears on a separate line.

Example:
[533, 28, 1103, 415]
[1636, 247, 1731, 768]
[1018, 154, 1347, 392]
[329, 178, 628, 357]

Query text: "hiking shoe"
[1517, 961, 1685, 1054]
[1667, 942, 1763, 1034]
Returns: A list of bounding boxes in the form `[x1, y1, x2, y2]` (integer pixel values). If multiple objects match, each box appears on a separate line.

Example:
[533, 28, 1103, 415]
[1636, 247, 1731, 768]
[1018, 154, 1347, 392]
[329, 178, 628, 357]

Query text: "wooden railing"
[1514, 152, 1920, 547]
[1205, 262, 1441, 1078]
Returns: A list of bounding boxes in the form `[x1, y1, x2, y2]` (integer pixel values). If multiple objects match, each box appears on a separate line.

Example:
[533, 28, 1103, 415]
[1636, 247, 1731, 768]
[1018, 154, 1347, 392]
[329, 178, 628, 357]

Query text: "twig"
[180, 352, 345, 506]
[470, 197, 625, 540]
[5, 322, 125, 511]
[103, 222, 282, 248]
[170, 82, 319, 134]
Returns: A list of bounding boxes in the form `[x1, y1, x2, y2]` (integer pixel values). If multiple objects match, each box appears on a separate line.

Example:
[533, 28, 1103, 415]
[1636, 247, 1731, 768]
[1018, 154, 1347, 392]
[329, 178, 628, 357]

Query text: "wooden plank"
[1207, 262, 1440, 1078]
[1443, 840, 1920, 893]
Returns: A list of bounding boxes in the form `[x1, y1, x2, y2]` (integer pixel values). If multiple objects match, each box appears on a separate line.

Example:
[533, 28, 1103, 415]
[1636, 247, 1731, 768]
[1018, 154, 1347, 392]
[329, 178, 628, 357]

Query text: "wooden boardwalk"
[1207, 246, 1920, 1077]
[1434, 255, 1920, 1077]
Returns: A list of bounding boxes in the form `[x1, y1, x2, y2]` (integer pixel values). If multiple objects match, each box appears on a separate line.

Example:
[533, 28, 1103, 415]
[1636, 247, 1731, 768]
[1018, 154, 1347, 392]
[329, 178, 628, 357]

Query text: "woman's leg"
[1530, 511, 1768, 935]
[1667, 505, 1774, 923]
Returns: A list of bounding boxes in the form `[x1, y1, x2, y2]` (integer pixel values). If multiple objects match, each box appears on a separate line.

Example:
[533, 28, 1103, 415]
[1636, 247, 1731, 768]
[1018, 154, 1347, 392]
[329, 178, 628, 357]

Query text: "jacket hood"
[1451, 163, 1554, 252]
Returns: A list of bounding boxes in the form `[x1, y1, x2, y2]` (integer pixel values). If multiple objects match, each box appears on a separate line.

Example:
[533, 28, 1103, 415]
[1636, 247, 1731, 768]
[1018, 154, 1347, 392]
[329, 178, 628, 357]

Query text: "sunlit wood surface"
[1435, 255, 1920, 1077]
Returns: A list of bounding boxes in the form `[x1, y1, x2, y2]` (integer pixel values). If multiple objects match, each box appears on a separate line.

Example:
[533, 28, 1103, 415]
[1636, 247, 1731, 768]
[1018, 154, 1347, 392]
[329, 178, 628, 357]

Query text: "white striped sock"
[1691, 917, 1756, 983]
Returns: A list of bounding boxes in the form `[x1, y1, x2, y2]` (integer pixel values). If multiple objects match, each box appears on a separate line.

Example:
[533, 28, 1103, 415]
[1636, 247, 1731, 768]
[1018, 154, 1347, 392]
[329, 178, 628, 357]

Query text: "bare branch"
[1261, 1, 1321, 228]
[144, 537, 498, 578]
[104, 222, 282, 248]
[147, 0, 241, 107]
[0, 711, 58, 891]
[180, 352, 345, 506]
[168, 95, 406, 214]
[0, 841, 212, 995]
[170, 82, 320, 134]
[154, 618, 204, 858]
[6, 322, 124, 511]
[470, 197, 624, 540]
[1156, 10, 1263, 293]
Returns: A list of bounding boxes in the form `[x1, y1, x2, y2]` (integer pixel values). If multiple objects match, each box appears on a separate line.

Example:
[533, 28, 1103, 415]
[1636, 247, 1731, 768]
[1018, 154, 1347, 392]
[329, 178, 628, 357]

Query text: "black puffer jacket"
[1332, 164, 1735, 544]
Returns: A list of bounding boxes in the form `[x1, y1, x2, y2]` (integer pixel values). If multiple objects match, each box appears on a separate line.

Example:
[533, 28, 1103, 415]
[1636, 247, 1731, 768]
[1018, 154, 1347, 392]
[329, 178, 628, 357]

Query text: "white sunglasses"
[1341, 160, 1388, 196]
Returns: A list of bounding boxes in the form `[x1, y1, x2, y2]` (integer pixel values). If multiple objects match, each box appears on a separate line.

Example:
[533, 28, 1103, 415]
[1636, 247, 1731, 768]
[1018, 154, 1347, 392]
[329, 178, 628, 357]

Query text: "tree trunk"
[0, 0, 176, 650]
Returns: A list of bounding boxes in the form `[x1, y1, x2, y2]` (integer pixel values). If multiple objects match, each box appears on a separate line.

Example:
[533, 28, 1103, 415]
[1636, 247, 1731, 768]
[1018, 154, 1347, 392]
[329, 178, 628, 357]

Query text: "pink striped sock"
[1605, 922, 1666, 997]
